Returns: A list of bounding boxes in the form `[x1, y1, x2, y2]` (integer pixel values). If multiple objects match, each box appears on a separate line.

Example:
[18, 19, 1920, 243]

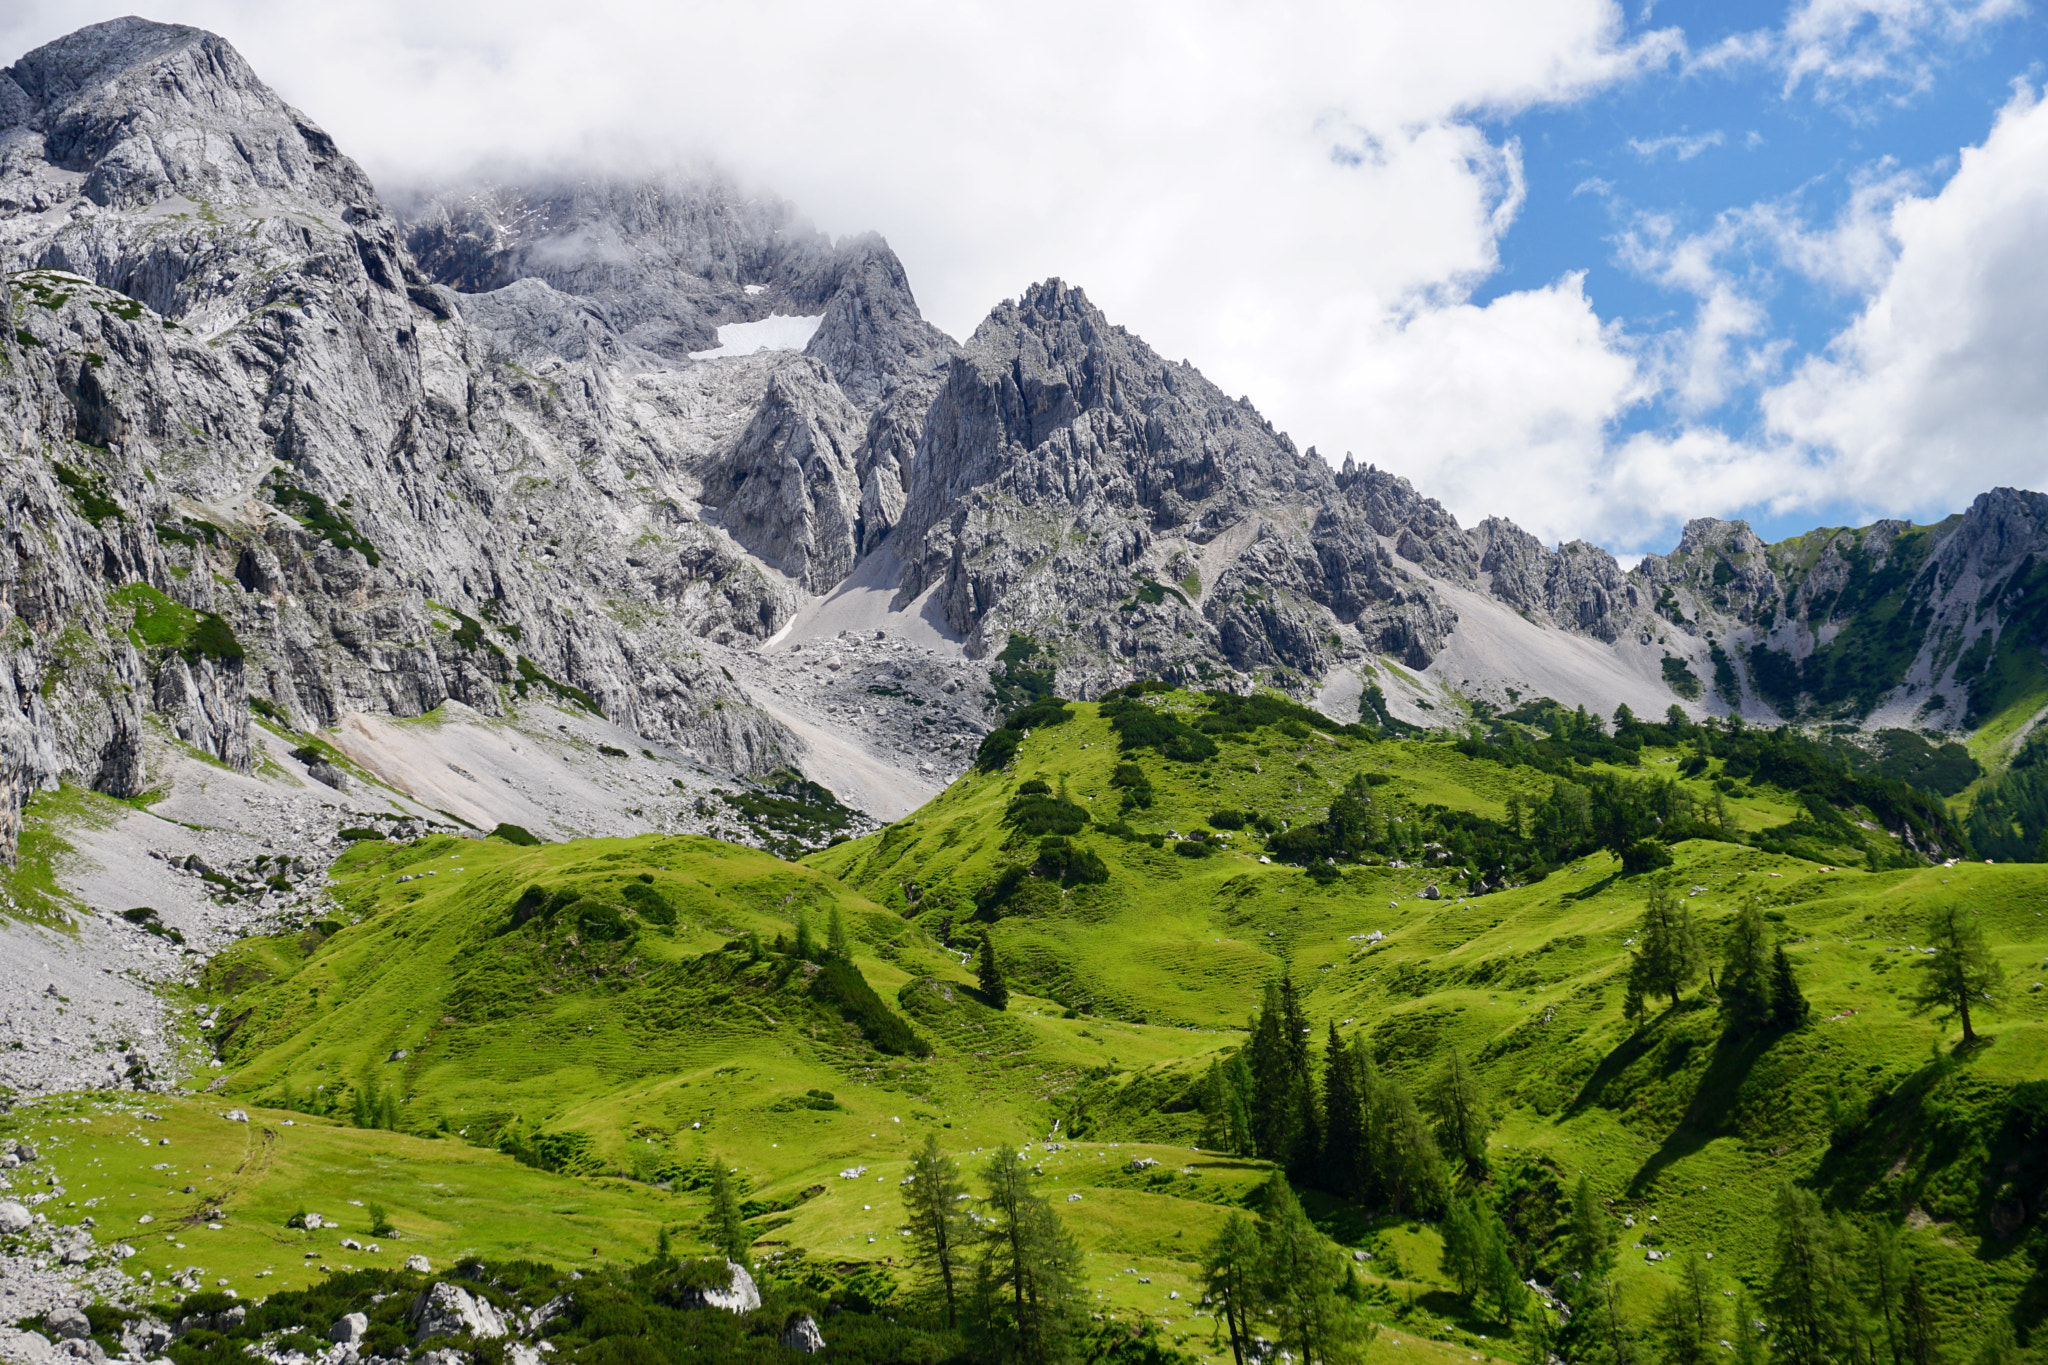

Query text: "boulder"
[409, 1283, 509, 1342]
[0, 1201, 32, 1234]
[780, 1313, 826, 1354]
[405, 1254, 432, 1273]
[45, 1308, 91, 1341]
[327, 1313, 368, 1345]
[672, 1261, 761, 1315]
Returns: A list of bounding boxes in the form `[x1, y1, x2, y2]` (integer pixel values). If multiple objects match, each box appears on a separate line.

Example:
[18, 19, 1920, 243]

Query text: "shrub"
[810, 958, 931, 1057]
[1209, 809, 1246, 829]
[489, 823, 542, 846]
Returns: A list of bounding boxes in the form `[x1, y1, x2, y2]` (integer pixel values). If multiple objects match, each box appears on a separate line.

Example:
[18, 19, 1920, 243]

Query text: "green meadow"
[7, 690, 2046, 1362]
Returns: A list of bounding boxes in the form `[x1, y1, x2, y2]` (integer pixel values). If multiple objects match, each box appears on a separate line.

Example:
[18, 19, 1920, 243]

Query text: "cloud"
[1628, 129, 1726, 160]
[1763, 84, 2048, 508]
[1696, 0, 2024, 107]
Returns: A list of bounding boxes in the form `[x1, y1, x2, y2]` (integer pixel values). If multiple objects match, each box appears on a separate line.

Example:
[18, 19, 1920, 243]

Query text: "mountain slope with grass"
[37, 686, 2025, 1363]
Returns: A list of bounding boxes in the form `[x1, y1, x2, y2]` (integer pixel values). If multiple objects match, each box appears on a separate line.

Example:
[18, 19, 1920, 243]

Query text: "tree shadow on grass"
[1625, 1022, 1781, 1200]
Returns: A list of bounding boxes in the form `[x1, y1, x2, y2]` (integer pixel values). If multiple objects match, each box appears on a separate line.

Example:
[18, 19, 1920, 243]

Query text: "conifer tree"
[1278, 975, 1321, 1180]
[1248, 978, 1316, 1172]
[1426, 1047, 1491, 1175]
[1370, 1077, 1445, 1219]
[1770, 943, 1810, 1027]
[1481, 1218, 1527, 1324]
[1200, 1212, 1262, 1365]
[706, 1161, 750, 1269]
[827, 905, 851, 960]
[1628, 886, 1702, 1009]
[1254, 1177, 1374, 1365]
[977, 931, 1009, 1010]
[1898, 1263, 1939, 1365]
[1440, 1191, 1489, 1304]
[1765, 1183, 1858, 1365]
[1347, 1036, 1385, 1207]
[1566, 1173, 1612, 1279]
[1907, 903, 2005, 1046]
[1720, 904, 1774, 1034]
[794, 908, 816, 961]
[1599, 1276, 1643, 1365]
[972, 1145, 1084, 1365]
[1731, 1290, 1766, 1365]
[1201, 1052, 1255, 1155]
[902, 1133, 970, 1327]
[1320, 1022, 1365, 1197]
[1867, 1222, 1906, 1365]
[1654, 1252, 1721, 1365]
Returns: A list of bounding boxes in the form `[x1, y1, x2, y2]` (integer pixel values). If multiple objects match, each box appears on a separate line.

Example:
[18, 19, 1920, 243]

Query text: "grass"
[9, 690, 2044, 1361]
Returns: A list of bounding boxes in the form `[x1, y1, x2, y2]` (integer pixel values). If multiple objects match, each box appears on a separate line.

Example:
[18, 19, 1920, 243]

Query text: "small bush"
[338, 827, 385, 842]
[489, 823, 542, 846]
[1209, 809, 1246, 829]
[1173, 840, 1215, 859]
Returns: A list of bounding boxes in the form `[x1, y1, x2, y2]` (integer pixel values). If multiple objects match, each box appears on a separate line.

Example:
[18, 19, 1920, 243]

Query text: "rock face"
[409, 1283, 508, 1342]
[0, 16, 2038, 871]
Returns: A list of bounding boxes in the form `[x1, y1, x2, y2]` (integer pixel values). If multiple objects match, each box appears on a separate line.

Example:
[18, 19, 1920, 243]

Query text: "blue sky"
[1480, 0, 2048, 544]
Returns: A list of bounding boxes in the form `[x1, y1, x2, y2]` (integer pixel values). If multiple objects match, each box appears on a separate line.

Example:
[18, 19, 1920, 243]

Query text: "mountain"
[3, 16, 2044, 886]
[0, 20, 2045, 1365]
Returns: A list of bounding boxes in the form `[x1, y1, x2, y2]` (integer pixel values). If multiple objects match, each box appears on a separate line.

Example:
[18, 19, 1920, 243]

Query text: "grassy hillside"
[16, 687, 2045, 1363]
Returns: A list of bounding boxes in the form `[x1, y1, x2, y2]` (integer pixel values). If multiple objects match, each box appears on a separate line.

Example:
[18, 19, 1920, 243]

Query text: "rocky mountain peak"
[1, 17, 373, 214]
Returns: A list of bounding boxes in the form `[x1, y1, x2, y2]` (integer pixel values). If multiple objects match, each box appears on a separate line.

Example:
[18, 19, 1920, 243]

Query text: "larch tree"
[1628, 885, 1703, 1009]
[972, 1145, 1083, 1365]
[1200, 1212, 1262, 1365]
[902, 1133, 970, 1327]
[1426, 1046, 1492, 1175]
[1906, 903, 2005, 1047]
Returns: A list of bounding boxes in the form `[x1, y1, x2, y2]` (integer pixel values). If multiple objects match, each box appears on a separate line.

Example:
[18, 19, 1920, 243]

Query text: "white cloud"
[1696, 0, 2024, 106]
[1628, 129, 1726, 160]
[1763, 84, 2048, 507]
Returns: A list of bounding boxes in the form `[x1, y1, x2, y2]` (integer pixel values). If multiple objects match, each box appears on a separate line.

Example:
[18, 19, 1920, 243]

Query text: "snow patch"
[690, 313, 823, 359]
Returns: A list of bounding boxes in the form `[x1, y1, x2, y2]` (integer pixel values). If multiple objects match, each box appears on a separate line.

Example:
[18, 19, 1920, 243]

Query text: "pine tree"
[1720, 904, 1774, 1034]
[902, 1133, 970, 1327]
[827, 905, 852, 960]
[1731, 1290, 1766, 1365]
[1654, 1252, 1721, 1365]
[972, 1145, 1084, 1365]
[1628, 886, 1702, 1009]
[1201, 1212, 1262, 1365]
[1348, 1037, 1385, 1207]
[1765, 1183, 1857, 1365]
[1867, 1221, 1906, 1365]
[1481, 1216, 1527, 1324]
[706, 1161, 750, 1269]
[1370, 1077, 1445, 1219]
[1320, 1023, 1364, 1197]
[1426, 1047, 1491, 1175]
[1899, 1263, 1939, 1365]
[1254, 1177, 1374, 1365]
[977, 931, 1009, 1010]
[1907, 904, 2005, 1047]
[1247, 981, 1303, 1167]
[1200, 1052, 1255, 1155]
[1440, 1191, 1489, 1304]
[1566, 1173, 1611, 1279]
[794, 909, 815, 961]
[1770, 943, 1810, 1027]
[1278, 975, 1320, 1181]
[1599, 1275, 1643, 1365]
